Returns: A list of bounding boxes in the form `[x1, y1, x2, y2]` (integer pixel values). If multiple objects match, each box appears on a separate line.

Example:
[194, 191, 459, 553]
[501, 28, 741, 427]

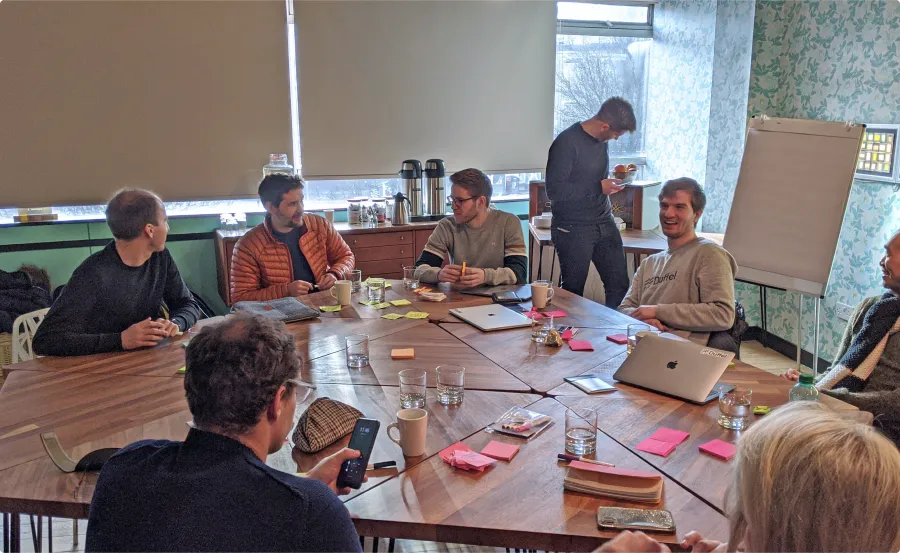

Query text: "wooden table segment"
[347, 398, 728, 551]
[0, 283, 856, 550]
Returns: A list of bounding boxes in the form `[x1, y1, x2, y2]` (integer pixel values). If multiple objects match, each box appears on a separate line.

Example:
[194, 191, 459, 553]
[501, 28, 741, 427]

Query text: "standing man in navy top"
[544, 97, 636, 307]
[86, 313, 364, 552]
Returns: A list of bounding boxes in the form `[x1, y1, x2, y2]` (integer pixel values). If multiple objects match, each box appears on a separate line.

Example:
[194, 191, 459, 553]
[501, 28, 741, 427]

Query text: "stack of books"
[563, 460, 663, 504]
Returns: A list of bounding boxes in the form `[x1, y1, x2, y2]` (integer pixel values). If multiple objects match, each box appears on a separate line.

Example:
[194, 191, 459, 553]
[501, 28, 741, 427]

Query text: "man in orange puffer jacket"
[230, 174, 355, 305]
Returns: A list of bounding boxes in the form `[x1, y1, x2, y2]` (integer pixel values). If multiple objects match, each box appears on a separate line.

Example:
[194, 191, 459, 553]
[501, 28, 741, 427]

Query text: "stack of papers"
[440, 443, 496, 472]
[564, 461, 663, 503]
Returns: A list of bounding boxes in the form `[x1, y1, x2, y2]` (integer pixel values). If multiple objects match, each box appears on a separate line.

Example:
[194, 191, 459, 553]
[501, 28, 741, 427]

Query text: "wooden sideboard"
[214, 221, 441, 305]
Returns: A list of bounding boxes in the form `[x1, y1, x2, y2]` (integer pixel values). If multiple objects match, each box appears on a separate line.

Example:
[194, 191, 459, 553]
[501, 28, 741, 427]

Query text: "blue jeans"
[551, 218, 629, 308]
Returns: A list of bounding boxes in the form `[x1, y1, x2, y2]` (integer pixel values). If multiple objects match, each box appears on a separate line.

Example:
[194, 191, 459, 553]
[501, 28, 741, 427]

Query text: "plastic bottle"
[789, 372, 820, 402]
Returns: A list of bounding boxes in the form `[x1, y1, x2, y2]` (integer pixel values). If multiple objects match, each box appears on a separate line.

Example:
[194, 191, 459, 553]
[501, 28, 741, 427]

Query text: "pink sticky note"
[456, 451, 496, 469]
[649, 428, 690, 445]
[560, 329, 574, 340]
[636, 438, 677, 457]
[440, 442, 472, 463]
[606, 333, 628, 345]
[568, 339, 594, 351]
[699, 439, 736, 461]
[481, 441, 520, 461]
[542, 309, 567, 318]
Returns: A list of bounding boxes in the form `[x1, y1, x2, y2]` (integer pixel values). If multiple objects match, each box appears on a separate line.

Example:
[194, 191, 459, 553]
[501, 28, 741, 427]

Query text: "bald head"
[105, 188, 163, 240]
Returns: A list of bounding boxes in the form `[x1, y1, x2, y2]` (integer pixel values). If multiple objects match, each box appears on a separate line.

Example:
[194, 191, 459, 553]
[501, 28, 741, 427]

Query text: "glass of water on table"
[346, 334, 369, 368]
[399, 369, 427, 409]
[403, 265, 419, 290]
[436, 365, 465, 405]
[565, 407, 598, 455]
[367, 279, 386, 302]
[718, 386, 752, 430]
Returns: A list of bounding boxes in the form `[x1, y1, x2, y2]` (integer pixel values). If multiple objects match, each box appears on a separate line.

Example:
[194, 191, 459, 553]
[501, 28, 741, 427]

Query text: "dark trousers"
[551, 218, 629, 308]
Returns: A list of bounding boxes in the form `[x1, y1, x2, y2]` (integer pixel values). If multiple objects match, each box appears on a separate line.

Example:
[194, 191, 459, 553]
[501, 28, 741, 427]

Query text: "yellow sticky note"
[404, 311, 429, 319]
[372, 302, 391, 310]
[177, 366, 186, 374]
[381, 313, 403, 320]
[359, 300, 375, 306]
[389, 299, 412, 307]
[320, 305, 343, 313]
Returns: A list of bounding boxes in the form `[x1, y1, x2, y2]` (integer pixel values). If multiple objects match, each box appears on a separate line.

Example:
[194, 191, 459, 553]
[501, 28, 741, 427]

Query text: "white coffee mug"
[531, 280, 554, 309]
[330, 280, 352, 305]
[324, 209, 335, 223]
[386, 408, 428, 457]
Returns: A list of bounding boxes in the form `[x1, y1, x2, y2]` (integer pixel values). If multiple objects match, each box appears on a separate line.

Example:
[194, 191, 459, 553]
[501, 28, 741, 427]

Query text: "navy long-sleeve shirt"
[545, 122, 612, 224]
[33, 242, 201, 356]
[86, 428, 362, 552]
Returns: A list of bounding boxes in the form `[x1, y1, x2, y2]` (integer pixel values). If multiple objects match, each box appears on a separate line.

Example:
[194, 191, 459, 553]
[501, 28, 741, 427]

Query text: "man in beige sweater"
[618, 178, 738, 352]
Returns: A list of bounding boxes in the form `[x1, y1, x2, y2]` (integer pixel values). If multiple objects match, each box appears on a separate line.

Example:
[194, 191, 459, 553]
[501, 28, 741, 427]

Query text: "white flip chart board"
[723, 117, 865, 297]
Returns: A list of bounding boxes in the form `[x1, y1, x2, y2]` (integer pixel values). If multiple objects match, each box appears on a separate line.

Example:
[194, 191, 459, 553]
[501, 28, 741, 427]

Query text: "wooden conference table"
[0, 282, 856, 551]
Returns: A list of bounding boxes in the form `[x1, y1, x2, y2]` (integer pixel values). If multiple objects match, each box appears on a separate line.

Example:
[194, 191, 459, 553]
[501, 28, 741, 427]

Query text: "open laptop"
[449, 303, 533, 332]
[612, 334, 735, 404]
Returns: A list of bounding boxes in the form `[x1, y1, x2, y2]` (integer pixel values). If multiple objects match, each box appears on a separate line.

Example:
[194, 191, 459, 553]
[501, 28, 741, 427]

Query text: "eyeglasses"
[287, 378, 316, 403]
[447, 195, 478, 207]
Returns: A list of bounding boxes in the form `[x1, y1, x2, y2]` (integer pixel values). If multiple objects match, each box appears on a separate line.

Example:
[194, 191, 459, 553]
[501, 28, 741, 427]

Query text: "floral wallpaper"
[737, 0, 900, 366]
[703, 0, 756, 233]
[644, 0, 717, 186]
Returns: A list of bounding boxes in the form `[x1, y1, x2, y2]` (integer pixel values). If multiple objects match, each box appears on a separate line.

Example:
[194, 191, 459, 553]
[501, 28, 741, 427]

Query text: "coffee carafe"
[392, 191, 412, 225]
[424, 159, 446, 217]
[399, 160, 423, 218]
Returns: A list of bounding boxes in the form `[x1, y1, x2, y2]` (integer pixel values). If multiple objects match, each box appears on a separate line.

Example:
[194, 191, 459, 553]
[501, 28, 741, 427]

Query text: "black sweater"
[33, 243, 201, 356]
[545, 122, 612, 224]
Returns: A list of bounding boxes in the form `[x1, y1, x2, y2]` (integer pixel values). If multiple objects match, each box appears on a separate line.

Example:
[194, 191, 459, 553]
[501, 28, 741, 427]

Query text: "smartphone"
[596, 507, 675, 533]
[492, 291, 522, 304]
[336, 418, 381, 490]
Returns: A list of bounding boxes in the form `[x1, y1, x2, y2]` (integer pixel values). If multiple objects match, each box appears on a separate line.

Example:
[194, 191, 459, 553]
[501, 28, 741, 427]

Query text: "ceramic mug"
[386, 408, 428, 457]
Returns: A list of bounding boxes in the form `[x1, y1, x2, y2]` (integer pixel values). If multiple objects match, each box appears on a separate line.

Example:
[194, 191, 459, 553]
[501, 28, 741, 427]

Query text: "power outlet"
[835, 302, 854, 321]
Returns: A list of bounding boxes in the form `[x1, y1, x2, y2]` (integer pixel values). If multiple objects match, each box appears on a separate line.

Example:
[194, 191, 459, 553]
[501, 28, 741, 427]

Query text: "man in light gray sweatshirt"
[618, 178, 738, 352]
[414, 168, 527, 287]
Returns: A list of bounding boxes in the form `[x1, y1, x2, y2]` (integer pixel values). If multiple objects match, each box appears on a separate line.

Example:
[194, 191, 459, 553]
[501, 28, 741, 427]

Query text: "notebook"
[564, 375, 617, 394]
[232, 297, 320, 323]
[563, 461, 663, 504]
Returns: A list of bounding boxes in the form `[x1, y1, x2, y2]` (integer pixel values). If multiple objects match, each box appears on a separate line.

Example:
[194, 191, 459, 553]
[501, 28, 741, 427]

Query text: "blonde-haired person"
[596, 402, 900, 553]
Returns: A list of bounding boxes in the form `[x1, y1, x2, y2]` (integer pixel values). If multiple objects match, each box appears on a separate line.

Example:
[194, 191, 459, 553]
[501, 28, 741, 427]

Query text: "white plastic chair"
[11, 307, 49, 363]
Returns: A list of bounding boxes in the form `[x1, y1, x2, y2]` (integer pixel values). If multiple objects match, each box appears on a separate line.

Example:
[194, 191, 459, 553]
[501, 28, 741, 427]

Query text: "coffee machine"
[424, 159, 446, 217]
[399, 160, 423, 218]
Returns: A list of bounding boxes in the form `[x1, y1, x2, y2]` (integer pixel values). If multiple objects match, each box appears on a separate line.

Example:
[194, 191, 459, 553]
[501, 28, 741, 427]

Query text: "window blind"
[295, 0, 557, 180]
[0, 0, 293, 207]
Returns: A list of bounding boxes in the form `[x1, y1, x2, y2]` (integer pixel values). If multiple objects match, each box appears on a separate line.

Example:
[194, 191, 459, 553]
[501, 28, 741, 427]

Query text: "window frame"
[556, 1, 654, 38]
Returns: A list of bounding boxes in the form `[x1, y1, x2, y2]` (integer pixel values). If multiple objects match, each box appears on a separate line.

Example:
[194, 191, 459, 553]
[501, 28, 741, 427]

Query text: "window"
[554, 3, 652, 161]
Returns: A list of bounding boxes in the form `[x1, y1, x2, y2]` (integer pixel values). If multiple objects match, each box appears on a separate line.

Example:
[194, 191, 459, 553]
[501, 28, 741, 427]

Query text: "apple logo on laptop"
[666, 361, 678, 370]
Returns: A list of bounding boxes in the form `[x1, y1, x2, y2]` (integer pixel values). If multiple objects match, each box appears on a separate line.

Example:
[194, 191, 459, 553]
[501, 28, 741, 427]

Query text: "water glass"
[718, 386, 752, 430]
[627, 323, 659, 354]
[530, 314, 556, 343]
[367, 279, 386, 302]
[399, 369, 427, 409]
[346, 334, 369, 368]
[565, 407, 598, 455]
[436, 365, 465, 405]
[350, 270, 363, 293]
[403, 265, 419, 290]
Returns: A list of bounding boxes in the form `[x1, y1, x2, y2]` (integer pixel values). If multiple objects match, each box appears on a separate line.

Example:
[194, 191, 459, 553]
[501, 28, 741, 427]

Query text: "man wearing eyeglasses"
[545, 97, 636, 307]
[414, 168, 527, 288]
[86, 313, 363, 552]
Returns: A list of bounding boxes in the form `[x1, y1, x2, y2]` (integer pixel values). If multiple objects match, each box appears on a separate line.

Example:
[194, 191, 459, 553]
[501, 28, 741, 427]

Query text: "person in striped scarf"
[785, 229, 900, 445]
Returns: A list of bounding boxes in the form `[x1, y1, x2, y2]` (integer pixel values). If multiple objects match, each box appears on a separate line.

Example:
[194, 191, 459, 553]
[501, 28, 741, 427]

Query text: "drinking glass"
[346, 334, 369, 368]
[718, 386, 752, 430]
[627, 323, 659, 354]
[399, 369, 427, 409]
[403, 265, 419, 290]
[565, 407, 598, 455]
[367, 279, 386, 302]
[350, 270, 363, 293]
[436, 365, 465, 405]
[531, 314, 555, 343]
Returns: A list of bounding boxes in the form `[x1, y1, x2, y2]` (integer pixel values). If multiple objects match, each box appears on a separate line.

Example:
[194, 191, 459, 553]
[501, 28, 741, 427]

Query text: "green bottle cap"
[799, 373, 815, 385]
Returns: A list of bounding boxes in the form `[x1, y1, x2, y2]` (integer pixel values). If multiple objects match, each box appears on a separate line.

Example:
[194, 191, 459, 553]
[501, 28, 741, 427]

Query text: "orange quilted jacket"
[230, 214, 355, 304]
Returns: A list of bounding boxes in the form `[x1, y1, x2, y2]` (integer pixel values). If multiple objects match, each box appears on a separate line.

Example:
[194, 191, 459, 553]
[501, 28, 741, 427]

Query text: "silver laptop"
[449, 304, 533, 332]
[612, 334, 735, 404]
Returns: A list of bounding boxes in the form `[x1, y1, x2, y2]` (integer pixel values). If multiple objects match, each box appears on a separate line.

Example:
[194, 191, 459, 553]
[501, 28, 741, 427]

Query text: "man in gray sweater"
[414, 168, 527, 287]
[618, 178, 738, 352]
